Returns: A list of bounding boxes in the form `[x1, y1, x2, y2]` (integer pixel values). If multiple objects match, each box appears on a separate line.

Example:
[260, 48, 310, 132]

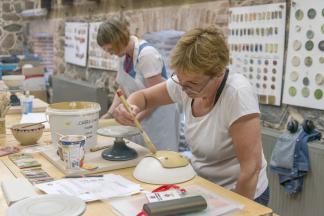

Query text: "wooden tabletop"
[0, 114, 274, 216]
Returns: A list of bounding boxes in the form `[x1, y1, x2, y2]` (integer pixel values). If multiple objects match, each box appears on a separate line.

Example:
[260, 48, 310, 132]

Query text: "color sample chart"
[228, 3, 286, 106]
[64, 22, 89, 67]
[283, 1, 324, 109]
[88, 22, 119, 71]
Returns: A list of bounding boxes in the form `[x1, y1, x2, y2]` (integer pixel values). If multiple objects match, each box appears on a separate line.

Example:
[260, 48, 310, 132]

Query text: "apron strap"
[130, 43, 168, 79]
[190, 70, 229, 108]
[213, 69, 229, 106]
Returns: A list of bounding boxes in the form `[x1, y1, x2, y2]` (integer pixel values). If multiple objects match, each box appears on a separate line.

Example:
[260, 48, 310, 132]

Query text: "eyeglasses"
[170, 73, 211, 95]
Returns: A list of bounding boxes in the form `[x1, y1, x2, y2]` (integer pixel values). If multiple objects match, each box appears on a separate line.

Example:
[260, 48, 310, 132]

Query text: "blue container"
[0, 63, 18, 80]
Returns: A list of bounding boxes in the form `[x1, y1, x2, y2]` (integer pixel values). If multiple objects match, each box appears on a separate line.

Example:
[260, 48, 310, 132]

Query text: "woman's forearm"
[234, 167, 260, 199]
[127, 90, 148, 111]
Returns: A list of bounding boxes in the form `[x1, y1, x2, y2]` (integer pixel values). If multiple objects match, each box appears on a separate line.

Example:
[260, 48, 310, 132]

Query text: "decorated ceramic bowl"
[11, 123, 44, 146]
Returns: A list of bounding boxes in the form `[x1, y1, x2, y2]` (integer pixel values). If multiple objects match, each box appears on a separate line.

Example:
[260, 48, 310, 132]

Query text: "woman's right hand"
[113, 103, 141, 127]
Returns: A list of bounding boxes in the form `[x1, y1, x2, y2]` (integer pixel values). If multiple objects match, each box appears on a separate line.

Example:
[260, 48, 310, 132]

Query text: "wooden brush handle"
[116, 90, 157, 153]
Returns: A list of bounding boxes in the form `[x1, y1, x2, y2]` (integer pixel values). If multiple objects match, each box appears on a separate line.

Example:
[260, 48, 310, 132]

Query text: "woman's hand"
[100, 111, 113, 119]
[113, 104, 141, 127]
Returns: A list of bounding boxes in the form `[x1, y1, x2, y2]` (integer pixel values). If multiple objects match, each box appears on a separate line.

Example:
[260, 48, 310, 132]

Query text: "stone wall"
[22, 0, 324, 132]
[0, 0, 25, 55]
[48, 0, 233, 102]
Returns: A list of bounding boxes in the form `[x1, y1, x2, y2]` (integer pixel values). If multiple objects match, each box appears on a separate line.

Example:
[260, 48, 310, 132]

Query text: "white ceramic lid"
[6, 194, 86, 216]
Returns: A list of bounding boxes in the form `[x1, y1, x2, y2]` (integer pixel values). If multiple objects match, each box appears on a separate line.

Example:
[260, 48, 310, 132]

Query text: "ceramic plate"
[6, 194, 86, 216]
[97, 125, 140, 138]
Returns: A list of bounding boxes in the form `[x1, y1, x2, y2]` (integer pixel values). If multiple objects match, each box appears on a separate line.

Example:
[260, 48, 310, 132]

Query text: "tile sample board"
[283, 1, 324, 109]
[88, 22, 119, 71]
[64, 22, 88, 67]
[228, 3, 286, 106]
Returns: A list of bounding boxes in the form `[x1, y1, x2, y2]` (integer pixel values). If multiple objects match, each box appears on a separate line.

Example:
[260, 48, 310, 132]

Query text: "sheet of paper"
[20, 113, 50, 129]
[109, 184, 244, 216]
[36, 174, 142, 202]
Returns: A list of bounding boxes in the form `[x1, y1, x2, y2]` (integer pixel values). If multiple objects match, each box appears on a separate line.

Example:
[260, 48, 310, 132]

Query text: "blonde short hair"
[97, 19, 130, 51]
[170, 25, 229, 77]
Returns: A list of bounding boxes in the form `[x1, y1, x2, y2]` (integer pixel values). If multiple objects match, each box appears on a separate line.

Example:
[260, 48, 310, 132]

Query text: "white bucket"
[46, 101, 101, 151]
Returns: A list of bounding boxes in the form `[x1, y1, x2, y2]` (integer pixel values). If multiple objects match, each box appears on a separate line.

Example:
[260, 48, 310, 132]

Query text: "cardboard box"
[22, 65, 44, 77]
[19, 59, 42, 68]
[31, 90, 48, 102]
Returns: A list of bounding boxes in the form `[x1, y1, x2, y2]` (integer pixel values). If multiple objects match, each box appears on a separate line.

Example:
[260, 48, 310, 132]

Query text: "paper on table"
[20, 113, 50, 129]
[109, 184, 244, 216]
[36, 174, 142, 202]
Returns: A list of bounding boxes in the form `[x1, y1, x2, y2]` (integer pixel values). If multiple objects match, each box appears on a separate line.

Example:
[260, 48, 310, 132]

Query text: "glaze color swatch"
[228, 3, 286, 106]
[64, 22, 89, 67]
[88, 22, 119, 71]
[283, 1, 324, 109]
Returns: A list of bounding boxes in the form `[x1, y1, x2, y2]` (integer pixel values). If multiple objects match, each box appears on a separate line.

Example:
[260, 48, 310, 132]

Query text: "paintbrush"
[21, 121, 48, 128]
[116, 89, 157, 154]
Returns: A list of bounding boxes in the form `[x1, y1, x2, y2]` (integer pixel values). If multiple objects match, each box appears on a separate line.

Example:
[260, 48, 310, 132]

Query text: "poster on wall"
[88, 22, 119, 71]
[283, 1, 324, 110]
[64, 22, 88, 67]
[228, 3, 286, 106]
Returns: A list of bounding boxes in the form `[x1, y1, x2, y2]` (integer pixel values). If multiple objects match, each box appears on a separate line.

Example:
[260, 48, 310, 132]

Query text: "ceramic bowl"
[11, 123, 44, 146]
[2, 75, 25, 89]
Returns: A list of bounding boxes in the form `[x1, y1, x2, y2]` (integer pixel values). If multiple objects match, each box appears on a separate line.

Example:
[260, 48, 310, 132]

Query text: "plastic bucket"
[46, 101, 101, 150]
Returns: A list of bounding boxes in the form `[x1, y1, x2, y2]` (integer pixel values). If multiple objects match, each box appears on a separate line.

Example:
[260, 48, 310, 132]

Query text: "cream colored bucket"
[46, 101, 101, 150]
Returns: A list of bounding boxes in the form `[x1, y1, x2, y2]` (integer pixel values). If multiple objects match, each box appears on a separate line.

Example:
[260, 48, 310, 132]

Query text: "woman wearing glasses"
[113, 25, 269, 205]
[97, 19, 180, 151]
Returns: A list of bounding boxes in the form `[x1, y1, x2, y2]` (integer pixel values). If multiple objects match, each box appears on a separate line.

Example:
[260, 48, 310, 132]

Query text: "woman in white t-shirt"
[96, 19, 179, 151]
[113, 25, 269, 205]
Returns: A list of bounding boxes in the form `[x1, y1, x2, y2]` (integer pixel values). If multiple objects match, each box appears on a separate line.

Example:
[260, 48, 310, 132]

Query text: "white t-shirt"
[132, 36, 164, 79]
[166, 73, 268, 198]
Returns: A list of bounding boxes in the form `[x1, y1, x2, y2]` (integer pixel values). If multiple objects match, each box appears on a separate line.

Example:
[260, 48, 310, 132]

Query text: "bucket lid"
[46, 101, 101, 115]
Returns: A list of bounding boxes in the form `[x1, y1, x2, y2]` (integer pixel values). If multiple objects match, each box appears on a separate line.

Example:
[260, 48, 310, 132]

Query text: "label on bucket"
[48, 107, 100, 150]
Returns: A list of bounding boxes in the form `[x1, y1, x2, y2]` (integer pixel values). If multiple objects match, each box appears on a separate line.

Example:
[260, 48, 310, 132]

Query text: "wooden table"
[0, 114, 274, 216]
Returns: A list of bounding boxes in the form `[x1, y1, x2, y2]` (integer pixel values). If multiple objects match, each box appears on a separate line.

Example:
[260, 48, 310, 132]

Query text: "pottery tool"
[116, 90, 157, 154]
[143, 195, 207, 216]
[90, 144, 111, 152]
[21, 121, 48, 129]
